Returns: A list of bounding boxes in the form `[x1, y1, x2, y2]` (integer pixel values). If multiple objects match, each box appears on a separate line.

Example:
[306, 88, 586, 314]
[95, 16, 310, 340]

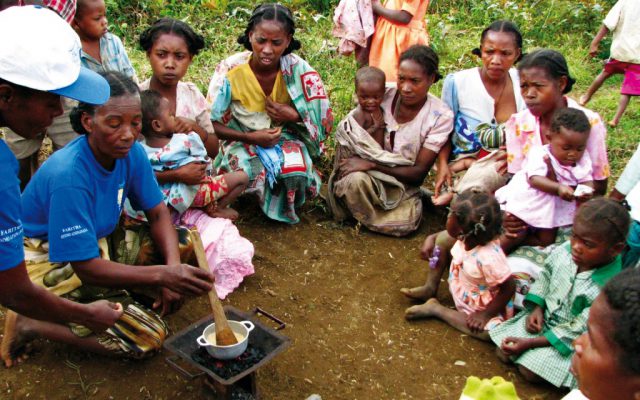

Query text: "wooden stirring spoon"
[191, 231, 238, 346]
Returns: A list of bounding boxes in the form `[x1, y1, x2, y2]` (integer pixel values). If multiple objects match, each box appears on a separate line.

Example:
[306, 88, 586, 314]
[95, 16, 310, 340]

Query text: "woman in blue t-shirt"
[5, 72, 214, 363]
[0, 6, 128, 367]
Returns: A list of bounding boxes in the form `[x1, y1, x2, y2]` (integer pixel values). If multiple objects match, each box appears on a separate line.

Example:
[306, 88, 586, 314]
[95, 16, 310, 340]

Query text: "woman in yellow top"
[207, 4, 333, 224]
[369, 0, 430, 82]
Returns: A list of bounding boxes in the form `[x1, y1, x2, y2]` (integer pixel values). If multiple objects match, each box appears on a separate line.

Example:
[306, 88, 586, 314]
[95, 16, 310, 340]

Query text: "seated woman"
[2, 72, 214, 364]
[433, 20, 525, 206]
[206, 3, 333, 224]
[402, 48, 611, 305]
[329, 45, 453, 237]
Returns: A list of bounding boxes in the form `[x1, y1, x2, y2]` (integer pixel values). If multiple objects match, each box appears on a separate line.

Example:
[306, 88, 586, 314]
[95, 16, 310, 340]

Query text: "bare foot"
[207, 207, 239, 221]
[578, 94, 590, 106]
[431, 192, 454, 207]
[405, 298, 441, 321]
[400, 284, 437, 301]
[1, 312, 35, 368]
[608, 120, 618, 128]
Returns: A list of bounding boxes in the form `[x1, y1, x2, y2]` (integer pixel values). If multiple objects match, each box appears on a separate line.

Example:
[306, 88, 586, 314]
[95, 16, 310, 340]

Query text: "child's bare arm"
[352, 108, 370, 130]
[525, 306, 544, 333]
[466, 276, 516, 333]
[529, 175, 574, 201]
[371, 0, 412, 24]
[501, 336, 550, 356]
[449, 157, 475, 174]
[589, 25, 610, 58]
[610, 188, 626, 201]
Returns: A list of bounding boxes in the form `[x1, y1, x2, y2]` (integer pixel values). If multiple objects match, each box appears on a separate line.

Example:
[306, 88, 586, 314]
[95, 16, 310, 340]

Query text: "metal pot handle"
[165, 356, 205, 380]
[241, 320, 255, 333]
[196, 335, 210, 347]
[254, 307, 286, 330]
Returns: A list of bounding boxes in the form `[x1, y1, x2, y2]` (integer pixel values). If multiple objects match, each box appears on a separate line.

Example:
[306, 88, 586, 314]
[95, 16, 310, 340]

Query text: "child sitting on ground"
[404, 188, 516, 341]
[490, 197, 630, 390]
[136, 90, 248, 220]
[496, 108, 594, 253]
[579, 0, 640, 127]
[352, 66, 386, 146]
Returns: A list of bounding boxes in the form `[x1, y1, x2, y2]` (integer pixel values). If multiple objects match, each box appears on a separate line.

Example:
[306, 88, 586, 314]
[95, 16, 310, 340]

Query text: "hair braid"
[451, 188, 502, 246]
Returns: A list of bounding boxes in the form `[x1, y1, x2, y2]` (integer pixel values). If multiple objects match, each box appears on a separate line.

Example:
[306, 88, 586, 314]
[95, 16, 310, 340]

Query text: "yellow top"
[227, 62, 291, 113]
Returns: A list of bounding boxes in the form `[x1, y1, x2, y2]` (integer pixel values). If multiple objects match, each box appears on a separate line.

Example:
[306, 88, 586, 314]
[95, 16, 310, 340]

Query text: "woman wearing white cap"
[0, 5, 120, 365]
[0, 6, 213, 366]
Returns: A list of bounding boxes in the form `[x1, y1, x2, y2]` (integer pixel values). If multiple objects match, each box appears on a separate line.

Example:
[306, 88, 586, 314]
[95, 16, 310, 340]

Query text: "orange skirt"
[368, 18, 429, 82]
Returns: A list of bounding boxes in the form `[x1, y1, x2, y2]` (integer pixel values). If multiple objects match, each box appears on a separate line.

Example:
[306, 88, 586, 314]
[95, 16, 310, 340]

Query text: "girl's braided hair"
[603, 267, 640, 375]
[450, 188, 502, 245]
[237, 3, 301, 56]
[70, 71, 139, 135]
[139, 18, 205, 56]
[574, 197, 630, 246]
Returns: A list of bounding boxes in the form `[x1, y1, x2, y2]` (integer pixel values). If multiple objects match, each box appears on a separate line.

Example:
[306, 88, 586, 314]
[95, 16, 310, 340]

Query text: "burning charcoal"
[192, 345, 267, 380]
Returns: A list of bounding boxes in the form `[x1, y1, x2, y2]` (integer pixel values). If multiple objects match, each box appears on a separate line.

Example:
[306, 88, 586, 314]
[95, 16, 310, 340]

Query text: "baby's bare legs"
[405, 299, 490, 341]
[610, 94, 631, 127]
[431, 158, 475, 207]
[206, 171, 249, 221]
[579, 69, 613, 105]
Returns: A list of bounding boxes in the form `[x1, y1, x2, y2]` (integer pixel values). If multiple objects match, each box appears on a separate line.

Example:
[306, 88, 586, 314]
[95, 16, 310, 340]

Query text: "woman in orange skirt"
[369, 0, 429, 83]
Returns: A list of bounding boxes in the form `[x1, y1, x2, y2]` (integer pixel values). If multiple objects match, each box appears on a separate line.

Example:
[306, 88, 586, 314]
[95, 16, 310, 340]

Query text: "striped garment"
[490, 242, 621, 388]
[81, 32, 137, 80]
[18, 0, 76, 22]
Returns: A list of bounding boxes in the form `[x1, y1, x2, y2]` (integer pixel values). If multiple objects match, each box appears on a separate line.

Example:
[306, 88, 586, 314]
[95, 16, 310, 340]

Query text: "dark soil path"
[0, 202, 565, 400]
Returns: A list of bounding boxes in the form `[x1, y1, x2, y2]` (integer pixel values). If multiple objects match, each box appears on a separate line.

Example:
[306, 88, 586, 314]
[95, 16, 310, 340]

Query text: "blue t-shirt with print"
[0, 140, 24, 271]
[22, 136, 163, 263]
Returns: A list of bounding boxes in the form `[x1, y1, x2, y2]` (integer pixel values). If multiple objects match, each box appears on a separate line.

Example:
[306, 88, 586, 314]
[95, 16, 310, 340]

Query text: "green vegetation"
[110, 0, 637, 184]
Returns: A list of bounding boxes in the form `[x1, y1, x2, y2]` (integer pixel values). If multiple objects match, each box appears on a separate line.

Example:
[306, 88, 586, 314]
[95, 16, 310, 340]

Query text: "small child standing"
[72, 0, 136, 78]
[579, 0, 640, 127]
[137, 90, 248, 220]
[404, 189, 516, 341]
[368, 0, 430, 83]
[496, 108, 595, 253]
[332, 0, 375, 62]
[490, 197, 630, 390]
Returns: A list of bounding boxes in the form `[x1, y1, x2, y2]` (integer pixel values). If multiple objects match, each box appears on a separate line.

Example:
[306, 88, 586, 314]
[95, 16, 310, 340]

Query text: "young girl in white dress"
[496, 108, 595, 253]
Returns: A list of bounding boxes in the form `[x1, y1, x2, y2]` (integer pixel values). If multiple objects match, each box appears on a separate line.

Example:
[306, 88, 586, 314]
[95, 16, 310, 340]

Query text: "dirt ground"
[0, 200, 566, 400]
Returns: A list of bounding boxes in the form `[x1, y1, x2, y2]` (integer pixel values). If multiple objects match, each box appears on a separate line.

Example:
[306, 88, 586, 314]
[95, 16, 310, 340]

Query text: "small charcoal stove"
[164, 306, 290, 400]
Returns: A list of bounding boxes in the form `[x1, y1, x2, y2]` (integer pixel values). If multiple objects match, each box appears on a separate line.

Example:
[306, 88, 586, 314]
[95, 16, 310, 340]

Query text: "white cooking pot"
[196, 320, 255, 360]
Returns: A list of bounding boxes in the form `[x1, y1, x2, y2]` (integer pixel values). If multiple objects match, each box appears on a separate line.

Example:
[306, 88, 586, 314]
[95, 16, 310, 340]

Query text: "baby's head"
[547, 107, 590, 167]
[447, 188, 502, 246]
[354, 66, 386, 114]
[572, 267, 640, 400]
[73, 0, 107, 42]
[140, 89, 175, 138]
[571, 197, 630, 271]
